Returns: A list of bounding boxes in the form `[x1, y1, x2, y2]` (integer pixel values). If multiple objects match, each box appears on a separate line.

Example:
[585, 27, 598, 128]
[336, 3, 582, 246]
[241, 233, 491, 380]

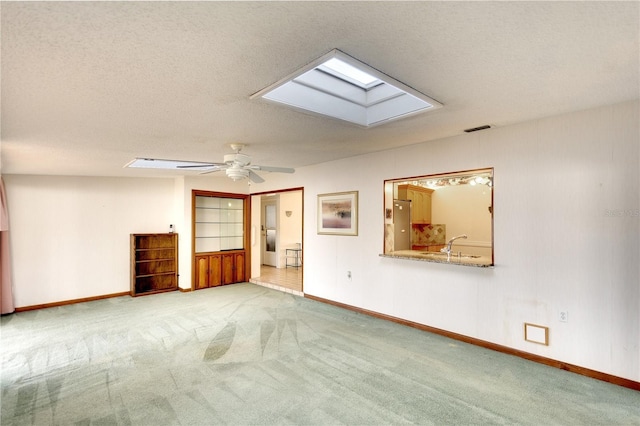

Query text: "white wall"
[278, 190, 303, 267]
[251, 100, 640, 382]
[4, 101, 638, 382]
[431, 184, 492, 256]
[250, 194, 262, 275]
[4, 175, 176, 306]
[3, 175, 249, 305]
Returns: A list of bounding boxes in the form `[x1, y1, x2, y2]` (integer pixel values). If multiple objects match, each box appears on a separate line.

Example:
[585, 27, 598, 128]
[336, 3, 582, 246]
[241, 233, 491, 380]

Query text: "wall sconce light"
[285, 211, 292, 217]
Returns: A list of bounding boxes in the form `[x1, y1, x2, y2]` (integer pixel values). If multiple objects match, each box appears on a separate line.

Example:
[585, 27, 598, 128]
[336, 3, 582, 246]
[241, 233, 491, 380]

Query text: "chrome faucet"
[441, 234, 468, 260]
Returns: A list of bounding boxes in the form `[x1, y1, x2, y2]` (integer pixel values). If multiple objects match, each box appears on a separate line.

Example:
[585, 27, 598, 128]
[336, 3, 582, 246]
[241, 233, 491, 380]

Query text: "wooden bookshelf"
[130, 233, 178, 296]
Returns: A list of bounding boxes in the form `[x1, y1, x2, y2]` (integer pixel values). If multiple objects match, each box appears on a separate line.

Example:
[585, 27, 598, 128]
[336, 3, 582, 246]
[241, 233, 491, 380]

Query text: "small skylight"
[125, 158, 214, 170]
[251, 49, 442, 127]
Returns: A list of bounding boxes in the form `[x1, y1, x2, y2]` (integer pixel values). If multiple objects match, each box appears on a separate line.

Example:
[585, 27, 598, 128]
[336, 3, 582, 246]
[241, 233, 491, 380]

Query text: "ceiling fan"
[175, 144, 294, 183]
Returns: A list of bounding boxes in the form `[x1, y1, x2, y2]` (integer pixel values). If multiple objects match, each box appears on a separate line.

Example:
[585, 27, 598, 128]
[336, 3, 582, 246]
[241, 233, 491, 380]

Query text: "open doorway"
[250, 188, 303, 293]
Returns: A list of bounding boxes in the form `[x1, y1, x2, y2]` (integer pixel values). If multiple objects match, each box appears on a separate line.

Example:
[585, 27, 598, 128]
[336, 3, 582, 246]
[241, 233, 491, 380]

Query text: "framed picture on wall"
[317, 191, 358, 236]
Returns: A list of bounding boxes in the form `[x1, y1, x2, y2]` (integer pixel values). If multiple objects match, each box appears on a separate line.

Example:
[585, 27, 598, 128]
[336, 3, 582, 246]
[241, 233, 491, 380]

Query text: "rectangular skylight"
[125, 158, 214, 170]
[251, 49, 442, 127]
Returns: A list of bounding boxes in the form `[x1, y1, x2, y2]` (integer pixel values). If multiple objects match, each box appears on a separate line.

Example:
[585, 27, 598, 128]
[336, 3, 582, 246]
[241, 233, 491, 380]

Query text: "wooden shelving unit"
[130, 233, 178, 296]
[191, 191, 250, 290]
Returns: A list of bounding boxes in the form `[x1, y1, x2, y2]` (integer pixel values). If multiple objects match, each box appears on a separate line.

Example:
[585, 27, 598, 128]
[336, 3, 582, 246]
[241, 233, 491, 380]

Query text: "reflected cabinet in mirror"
[382, 168, 494, 267]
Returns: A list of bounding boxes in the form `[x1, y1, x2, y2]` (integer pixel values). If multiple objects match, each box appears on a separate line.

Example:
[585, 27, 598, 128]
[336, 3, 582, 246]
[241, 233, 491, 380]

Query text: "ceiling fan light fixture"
[224, 152, 251, 166]
[225, 168, 249, 181]
[251, 49, 442, 127]
[125, 144, 292, 183]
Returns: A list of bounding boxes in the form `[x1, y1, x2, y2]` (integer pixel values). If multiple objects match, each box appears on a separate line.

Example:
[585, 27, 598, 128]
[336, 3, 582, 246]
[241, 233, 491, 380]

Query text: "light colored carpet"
[1, 283, 639, 425]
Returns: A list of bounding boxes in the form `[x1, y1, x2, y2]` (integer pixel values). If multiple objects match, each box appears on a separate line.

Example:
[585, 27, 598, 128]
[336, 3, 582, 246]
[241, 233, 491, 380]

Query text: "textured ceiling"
[1, 1, 638, 177]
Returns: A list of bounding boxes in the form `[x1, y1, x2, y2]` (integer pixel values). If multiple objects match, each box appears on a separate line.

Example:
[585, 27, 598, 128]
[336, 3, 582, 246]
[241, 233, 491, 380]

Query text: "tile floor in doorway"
[250, 265, 303, 296]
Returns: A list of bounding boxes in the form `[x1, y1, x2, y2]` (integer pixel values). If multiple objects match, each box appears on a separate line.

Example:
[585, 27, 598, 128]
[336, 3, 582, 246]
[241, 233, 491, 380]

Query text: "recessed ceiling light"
[251, 49, 442, 127]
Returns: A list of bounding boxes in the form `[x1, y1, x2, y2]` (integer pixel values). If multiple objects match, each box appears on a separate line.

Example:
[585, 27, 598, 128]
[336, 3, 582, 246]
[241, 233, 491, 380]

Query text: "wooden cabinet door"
[195, 254, 223, 289]
[222, 253, 235, 285]
[209, 255, 222, 287]
[222, 252, 245, 284]
[195, 255, 210, 289]
[422, 192, 432, 223]
[412, 190, 422, 223]
[234, 252, 245, 282]
[195, 251, 243, 289]
[397, 184, 434, 224]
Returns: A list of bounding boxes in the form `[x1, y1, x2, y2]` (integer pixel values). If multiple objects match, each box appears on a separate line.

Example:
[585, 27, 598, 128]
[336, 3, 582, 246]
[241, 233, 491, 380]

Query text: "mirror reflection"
[383, 168, 494, 267]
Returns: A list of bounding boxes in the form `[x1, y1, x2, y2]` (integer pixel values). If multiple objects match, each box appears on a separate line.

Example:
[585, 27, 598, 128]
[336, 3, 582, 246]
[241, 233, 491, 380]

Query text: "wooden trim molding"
[304, 293, 640, 392]
[14, 291, 130, 312]
[250, 186, 304, 196]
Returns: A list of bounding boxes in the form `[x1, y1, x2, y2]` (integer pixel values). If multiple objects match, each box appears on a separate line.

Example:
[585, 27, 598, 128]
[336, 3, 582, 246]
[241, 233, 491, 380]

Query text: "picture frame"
[317, 191, 358, 236]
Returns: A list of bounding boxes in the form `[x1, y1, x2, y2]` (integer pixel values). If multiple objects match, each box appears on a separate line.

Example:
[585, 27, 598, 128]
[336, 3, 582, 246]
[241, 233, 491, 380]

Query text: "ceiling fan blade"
[199, 169, 224, 175]
[250, 165, 295, 173]
[248, 170, 265, 183]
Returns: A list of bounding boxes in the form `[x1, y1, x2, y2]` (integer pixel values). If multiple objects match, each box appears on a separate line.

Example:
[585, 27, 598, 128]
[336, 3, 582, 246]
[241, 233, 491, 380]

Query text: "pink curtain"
[1, 177, 15, 314]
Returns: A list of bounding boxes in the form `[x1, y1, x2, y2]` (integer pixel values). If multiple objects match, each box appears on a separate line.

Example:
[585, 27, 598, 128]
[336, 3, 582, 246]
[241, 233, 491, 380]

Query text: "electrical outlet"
[559, 311, 568, 322]
[347, 271, 352, 280]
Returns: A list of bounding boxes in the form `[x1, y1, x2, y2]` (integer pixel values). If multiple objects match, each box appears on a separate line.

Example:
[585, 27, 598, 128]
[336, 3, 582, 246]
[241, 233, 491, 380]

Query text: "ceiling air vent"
[464, 125, 492, 133]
